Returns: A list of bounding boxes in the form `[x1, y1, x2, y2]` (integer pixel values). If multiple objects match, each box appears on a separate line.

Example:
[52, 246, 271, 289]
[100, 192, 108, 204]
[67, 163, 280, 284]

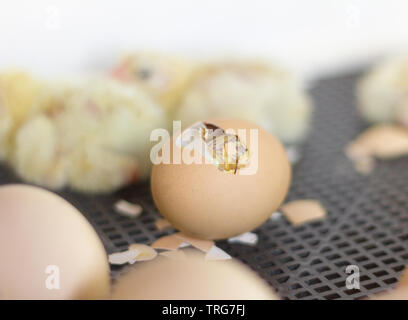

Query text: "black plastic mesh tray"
[1, 69, 408, 300]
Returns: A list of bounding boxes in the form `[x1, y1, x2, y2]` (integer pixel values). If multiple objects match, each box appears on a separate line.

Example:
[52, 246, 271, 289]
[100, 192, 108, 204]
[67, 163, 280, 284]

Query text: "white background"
[1, 0, 408, 79]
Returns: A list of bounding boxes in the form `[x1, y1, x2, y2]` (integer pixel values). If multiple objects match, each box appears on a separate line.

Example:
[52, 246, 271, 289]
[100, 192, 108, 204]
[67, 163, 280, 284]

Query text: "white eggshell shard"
[114, 200, 143, 218]
[0, 184, 110, 299]
[109, 249, 142, 265]
[128, 244, 158, 262]
[205, 245, 232, 261]
[0, 72, 46, 161]
[228, 232, 259, 246]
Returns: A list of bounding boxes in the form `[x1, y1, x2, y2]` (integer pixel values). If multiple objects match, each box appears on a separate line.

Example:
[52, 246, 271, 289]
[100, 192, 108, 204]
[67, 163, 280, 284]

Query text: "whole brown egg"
[0, 184, 110, 299]
[112, 254, 279, 300]
[151, 118, 291, 240]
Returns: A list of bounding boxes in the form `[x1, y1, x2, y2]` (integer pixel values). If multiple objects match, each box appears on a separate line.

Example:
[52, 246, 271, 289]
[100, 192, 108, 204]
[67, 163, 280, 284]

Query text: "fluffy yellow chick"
[12, 82, 80, 189]
[357, 56, 408, 126]
[13, 78, 167, 193]
[174, 60, 312, 146]
[111, 52, 194, 112]
[14, 114, 67, 189]
[0, 72, 45, 160]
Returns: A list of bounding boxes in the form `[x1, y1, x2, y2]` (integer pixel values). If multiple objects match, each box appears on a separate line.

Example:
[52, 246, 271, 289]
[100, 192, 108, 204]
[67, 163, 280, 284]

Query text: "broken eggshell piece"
[154, 218, 173, 231]
[228, 232, 258, 246]
[150, 234, 188, 251]
[108, 249, 142, 265]
[114, 200, 143, 218]
[346, 124, 408, 160]
[280, 199, 327, 226]
[108, 244, 157, 265]
[346, 124, 408, 174]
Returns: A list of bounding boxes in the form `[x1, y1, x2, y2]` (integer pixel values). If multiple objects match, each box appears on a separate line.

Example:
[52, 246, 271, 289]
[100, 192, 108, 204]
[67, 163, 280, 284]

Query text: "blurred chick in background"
[111, 54, 312, 146]
[111, 52, 194, 113]
[357, 56, 408, 127]
[0, 72, 46, 160]
[174, 60, 312, 146]
[13, 78, 167, 193]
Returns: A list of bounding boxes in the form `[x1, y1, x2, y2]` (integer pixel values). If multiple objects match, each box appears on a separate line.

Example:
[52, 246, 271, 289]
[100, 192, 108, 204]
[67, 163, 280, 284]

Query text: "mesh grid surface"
[1, 69, 408, 300]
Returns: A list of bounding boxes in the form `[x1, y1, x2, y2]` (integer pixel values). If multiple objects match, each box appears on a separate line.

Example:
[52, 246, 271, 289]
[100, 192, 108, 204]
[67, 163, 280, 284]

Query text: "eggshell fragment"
[154, 218, 173, 231]
[151, 234, 187, 251]
[128, 244, 158, 262]
[228, 232, 258, 246]
[174, 232, 214, 252]
[346, 124, 408, 160]
[109, 244, 158, 265]
[114, 200, 143, 218]
[270, 211, 283, 220]
[205, 245, 232, 261]
[109, 249, 141, 265]
[280, 200, 327, 226]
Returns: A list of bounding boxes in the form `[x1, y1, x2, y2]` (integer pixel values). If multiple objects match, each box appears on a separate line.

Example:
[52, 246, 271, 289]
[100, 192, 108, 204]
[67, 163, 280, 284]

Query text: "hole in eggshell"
[176, 121, 250, 174]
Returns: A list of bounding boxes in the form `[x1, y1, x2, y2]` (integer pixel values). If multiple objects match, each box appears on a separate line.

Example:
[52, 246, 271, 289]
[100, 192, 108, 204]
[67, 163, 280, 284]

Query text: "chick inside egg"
[176, 121, 250, 174]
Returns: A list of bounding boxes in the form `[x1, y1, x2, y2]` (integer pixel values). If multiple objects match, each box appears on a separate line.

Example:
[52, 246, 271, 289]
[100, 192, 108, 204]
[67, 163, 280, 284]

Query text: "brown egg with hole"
[0, 184, 110, 299]
[151, 118, 291, 240]
[112, 254, 279, 300]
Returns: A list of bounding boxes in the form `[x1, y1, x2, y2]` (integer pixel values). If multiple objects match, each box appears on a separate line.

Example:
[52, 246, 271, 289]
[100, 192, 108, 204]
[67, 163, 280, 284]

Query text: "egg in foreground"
[151, 119, 291, 240]
[112, 254, 278, 300]
[0, 184, 110, 299]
